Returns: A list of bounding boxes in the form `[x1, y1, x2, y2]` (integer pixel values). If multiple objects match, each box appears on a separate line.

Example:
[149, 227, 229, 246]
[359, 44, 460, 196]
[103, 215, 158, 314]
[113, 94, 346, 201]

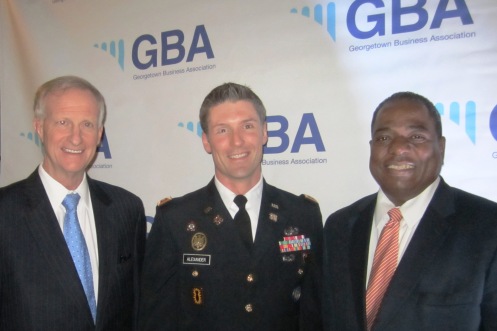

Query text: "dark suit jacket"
[139, 179, 323, 331]
[0, 170, 146, 331]
[323, 178, 497, 331]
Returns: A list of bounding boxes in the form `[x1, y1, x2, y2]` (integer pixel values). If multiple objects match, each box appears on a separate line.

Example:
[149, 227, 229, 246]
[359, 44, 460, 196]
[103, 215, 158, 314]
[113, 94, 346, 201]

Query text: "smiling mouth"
[229, 153, 248, 159]
[63, 148, 83, 154]
[388, 164, 414, 170]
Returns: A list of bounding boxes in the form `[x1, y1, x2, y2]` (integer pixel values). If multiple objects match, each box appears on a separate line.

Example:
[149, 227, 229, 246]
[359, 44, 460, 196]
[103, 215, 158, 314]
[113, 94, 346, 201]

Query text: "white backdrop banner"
[1, 0, 497, 228]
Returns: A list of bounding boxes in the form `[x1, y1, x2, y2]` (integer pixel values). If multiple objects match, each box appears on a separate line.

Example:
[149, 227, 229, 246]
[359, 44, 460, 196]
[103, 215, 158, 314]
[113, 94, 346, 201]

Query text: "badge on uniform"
[279, 235, 311, 252]
[192, 287, 203, 305]
[186, 221, 197, 232]
[183, 253, 211, 265]
[191, 232, 208, 251]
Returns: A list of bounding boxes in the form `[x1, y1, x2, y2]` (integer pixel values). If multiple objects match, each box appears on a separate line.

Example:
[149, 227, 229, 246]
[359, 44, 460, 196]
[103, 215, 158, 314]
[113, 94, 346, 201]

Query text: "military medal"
[191, 232, 207, 251]
[279, 235, 311, 252]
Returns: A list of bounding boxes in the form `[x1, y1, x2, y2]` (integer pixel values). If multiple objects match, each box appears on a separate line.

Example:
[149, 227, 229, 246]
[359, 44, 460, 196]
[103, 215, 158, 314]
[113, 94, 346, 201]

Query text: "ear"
[33, 118, 44, 143]
[98, 126, 104, 144]
[202, 132, 212, 154]
[439, 136, 446, 164]
[262, 122, 268, 145]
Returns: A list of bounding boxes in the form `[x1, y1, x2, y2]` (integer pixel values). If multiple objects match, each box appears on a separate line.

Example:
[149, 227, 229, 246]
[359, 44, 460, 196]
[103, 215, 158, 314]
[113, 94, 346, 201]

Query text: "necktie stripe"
[366, 208, 402, 330]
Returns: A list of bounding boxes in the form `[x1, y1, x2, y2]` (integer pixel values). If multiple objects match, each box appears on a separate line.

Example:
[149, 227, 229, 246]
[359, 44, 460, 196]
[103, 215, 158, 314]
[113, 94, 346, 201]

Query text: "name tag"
[183, 253, 211, 265]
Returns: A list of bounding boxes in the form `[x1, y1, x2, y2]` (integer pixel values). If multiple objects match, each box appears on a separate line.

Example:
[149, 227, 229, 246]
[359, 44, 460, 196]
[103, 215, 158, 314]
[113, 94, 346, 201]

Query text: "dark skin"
[369, 99, 446, 206]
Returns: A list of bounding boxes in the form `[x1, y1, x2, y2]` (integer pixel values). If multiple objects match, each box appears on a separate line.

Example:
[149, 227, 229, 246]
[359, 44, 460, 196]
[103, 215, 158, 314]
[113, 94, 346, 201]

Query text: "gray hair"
[33, 75, 106, 127]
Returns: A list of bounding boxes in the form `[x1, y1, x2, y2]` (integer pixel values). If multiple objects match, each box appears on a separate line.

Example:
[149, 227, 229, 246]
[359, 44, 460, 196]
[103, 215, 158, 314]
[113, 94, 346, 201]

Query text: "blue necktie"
[62, 193, 97, 322]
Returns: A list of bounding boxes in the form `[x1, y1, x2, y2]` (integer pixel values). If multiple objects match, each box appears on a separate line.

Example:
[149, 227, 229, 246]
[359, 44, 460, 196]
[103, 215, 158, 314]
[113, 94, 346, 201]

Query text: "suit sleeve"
[481, 246, 497, 330]
[138, 205, 180, 331]
[299, 196, 324, 331]
[133, 200, 147, 331]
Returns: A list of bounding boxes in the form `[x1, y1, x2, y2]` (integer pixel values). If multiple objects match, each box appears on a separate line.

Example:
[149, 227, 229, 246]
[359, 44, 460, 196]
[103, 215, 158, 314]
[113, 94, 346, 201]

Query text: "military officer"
[138, 82, 323, 331]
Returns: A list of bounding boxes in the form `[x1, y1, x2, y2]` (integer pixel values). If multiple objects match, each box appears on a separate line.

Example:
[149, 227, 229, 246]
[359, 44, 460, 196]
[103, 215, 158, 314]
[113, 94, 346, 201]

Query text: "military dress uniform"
[139, 179, 323, 331]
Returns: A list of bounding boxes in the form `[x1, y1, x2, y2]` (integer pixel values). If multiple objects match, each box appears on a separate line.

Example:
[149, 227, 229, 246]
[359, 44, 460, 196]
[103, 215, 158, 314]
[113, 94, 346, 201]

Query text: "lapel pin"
[186, 221, 197, 232]
[212, 214, 224, 226]
[284, 226, 299, 236]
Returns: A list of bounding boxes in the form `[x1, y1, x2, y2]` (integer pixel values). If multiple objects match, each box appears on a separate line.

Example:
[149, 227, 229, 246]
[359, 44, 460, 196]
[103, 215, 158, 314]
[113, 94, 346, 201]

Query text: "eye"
[374, 135, 390, 143]
[83, 121, 94, 129]
[215, 127, 227, 134]
[57, 120, 67, 126]
[410, 134, 426, 142]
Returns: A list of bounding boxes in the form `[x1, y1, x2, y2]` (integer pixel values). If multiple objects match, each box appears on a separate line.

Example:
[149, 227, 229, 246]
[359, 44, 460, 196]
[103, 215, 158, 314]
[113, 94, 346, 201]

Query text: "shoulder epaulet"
[157, 196, 173, 207]
[302, 194, 319, 204]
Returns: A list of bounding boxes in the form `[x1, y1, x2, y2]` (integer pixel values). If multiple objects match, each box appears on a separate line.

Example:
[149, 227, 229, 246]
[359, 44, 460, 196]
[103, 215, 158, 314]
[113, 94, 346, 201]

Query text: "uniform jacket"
[0, 170, 146, 331]
[139, 179, 323, 331]
[323, 178, 497, 331]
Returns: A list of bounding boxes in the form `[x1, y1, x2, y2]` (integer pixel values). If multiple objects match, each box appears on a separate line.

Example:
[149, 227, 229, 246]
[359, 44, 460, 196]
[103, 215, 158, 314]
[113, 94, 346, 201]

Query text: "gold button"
[192, 270, 199, 277]
[246, 274, 255, 282]
[245, 304, 253, 313]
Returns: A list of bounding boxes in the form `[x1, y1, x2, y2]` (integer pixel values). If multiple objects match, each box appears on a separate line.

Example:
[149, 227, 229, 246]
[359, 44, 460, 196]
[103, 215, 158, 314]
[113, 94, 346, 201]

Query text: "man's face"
[34, 88, 103, 189]
[202, 100, 268, 193]
[369, 99, 445, 206]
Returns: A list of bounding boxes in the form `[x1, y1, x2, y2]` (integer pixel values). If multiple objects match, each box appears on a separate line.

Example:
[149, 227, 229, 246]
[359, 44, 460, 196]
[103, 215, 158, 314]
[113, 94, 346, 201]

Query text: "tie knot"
[387, 208, 402, 224]
[62, 193, 81, 211]
[234, 195, 248, 210]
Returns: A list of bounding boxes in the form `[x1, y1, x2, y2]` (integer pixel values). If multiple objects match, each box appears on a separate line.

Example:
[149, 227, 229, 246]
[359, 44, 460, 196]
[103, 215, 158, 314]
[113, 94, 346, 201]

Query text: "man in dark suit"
[139, 82, 323, 330]
[323, 91, 497, 331]
[0, 76, 146, 331]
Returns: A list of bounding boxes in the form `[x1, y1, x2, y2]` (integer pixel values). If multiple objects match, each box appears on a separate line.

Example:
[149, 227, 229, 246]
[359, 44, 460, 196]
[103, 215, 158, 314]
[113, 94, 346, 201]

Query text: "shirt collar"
[374, 176, 441, 230]
[38, 164, 91, 210]
[214, 175, 263, 215]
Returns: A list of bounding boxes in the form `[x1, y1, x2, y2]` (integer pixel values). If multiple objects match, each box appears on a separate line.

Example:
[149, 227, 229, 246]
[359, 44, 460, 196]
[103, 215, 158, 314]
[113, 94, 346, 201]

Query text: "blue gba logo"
[347, 0, 473, 39]
[97, 130, 112, 159]
[290, 0, 472, 42]
[436, 101, 497, 147]
[436, 101, 475, 143]
[264, 114, 325, 154]
[489, 105, 497, 142]
[94, 40, 125, 71]
[291, 3, 337, 41]
[132, 25, 214, 70]
[94, 25, 214, 71]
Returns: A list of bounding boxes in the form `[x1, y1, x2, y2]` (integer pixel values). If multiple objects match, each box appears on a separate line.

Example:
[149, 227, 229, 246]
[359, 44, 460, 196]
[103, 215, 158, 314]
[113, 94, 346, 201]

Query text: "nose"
[388, 136, 410, 155]
[231, 129, 244, 146]
[69, 126, 83, 145]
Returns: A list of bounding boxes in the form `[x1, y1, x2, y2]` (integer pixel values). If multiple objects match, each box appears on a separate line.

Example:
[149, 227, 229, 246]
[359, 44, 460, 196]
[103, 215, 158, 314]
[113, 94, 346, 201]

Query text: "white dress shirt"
[38, 165, 99, 302]
[366, 177, 441, 288]
[215, 175, 263, 242]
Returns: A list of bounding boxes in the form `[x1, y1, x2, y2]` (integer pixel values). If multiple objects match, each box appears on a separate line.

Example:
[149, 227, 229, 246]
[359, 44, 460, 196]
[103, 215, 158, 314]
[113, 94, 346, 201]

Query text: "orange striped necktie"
[365, 207, 403, 331]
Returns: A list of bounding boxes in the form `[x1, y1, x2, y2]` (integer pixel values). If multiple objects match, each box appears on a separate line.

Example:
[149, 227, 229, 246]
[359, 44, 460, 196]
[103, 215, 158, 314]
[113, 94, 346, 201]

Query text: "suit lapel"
[349, 197, 376, 330]
[22, 171, 94, 326]
[373, 180, 455, 330]
[88, 179, 116, 323]
[252, 182, 289, 265]
[202, 180, 250, 258]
